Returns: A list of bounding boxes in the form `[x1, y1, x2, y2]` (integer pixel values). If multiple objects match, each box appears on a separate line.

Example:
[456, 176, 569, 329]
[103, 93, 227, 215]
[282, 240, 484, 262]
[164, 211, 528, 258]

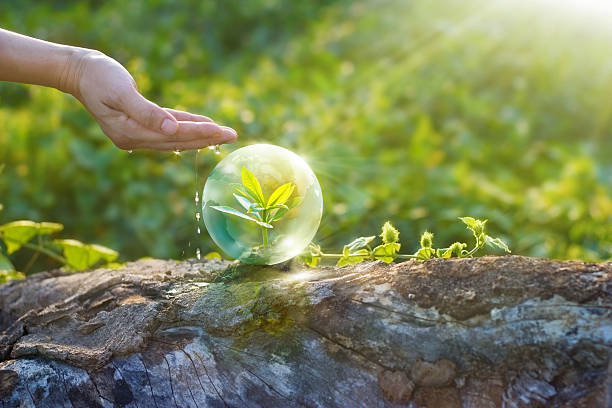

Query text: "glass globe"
[202, 144, 323, 265]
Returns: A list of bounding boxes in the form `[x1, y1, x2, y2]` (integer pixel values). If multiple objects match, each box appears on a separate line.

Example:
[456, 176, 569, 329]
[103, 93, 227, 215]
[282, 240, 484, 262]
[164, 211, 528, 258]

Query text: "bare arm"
[0, 28, 237, 150]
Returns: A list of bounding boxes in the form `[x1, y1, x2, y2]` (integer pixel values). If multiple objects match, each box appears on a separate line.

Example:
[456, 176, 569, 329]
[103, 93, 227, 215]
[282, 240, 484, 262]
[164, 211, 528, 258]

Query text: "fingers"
[103, 89, 238, 150]
[122, 116, 236, 142]
[175, 121, 237, 141]
[118, 88, 178, 135]
[104, 115, 237, 150]
[144, 138, 231, 151]
[164, 108, 214, 123]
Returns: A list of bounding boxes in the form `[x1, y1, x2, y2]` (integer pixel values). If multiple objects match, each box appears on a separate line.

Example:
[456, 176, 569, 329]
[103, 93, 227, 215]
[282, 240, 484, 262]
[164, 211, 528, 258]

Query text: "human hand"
[65, 50, 237, 150]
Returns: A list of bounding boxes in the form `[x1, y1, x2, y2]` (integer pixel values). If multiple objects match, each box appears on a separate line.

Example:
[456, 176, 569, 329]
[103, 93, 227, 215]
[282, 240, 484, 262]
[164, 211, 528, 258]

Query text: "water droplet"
[188, 241, 191, 247]
[173, 150, 181, 156]
[196, 212, 200, 221]
[197, 226, 201, 234]
[197, 149, 201, 153]
[194, 191, 199, 204]
[196, 248, 201, 260]
[128, 150, 133, 154]
[208, 145, 216, 151]
[215, 145, 221, 155]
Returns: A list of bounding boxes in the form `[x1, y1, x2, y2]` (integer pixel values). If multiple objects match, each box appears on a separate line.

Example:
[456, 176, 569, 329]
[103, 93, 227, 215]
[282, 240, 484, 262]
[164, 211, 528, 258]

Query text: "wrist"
[57, 47, 101, 99]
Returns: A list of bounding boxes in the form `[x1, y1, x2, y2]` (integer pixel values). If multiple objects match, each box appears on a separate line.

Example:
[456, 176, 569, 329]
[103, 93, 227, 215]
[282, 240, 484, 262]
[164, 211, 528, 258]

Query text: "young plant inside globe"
[202, 144, 322, 265]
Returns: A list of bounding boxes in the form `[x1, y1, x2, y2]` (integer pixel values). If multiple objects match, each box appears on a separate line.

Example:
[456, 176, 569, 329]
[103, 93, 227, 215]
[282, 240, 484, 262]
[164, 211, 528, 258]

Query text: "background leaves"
[0, 0, 610, 271]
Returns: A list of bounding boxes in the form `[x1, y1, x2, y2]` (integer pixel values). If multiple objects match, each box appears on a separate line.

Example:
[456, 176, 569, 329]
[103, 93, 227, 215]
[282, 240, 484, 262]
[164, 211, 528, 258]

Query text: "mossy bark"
[1, 256, 611, 407]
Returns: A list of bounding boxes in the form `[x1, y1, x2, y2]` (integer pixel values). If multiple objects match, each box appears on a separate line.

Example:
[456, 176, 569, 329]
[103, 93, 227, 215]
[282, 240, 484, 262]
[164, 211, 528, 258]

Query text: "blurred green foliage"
[1, 0, 611, 273]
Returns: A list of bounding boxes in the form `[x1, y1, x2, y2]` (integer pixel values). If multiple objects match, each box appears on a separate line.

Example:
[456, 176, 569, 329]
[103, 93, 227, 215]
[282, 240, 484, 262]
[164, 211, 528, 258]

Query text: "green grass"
[0, 0, 610, 271]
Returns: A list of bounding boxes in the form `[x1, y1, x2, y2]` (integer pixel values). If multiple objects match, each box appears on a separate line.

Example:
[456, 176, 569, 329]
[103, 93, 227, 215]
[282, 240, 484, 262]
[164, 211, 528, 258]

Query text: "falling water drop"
[173, 150, 181, 156]
[196, 248, 201, 260]
[208, 145, 216, 151]
[195, 191, 199, 205]
[197, 226, 201, 234]
[196, 212, 201, 222]
[128, 150, 133, 154]
[214, 145, 221, 155]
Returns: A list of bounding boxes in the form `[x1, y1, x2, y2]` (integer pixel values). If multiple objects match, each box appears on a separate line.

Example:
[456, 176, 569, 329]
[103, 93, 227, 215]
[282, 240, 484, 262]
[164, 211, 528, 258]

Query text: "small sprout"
[380, 221, 400, 244]
[299, 216, 511, 268]
[420, 231, 434, 249]
[211, 167, 302, 248]
[440, 242, 468, 259]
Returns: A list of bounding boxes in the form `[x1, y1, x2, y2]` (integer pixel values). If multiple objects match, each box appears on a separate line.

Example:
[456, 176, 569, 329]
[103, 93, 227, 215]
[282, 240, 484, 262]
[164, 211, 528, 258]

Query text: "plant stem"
[318, 253, 418, 259]
[22, 251, 40, 274]
[21, 241, 67, 264]
[0, 233, 67, 265]
[396, 254, 419, 259]
[464, 236, 481, 257]
[261, 228, 269, 247]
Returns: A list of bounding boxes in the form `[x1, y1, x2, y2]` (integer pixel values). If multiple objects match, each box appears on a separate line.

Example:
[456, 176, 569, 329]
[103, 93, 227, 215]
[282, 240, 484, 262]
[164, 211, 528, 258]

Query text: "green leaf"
[232, 183, 261, 204]
[372, 242, 401, 263]
[299, 243, 322, 267]
[212, 205, 259, 222]
[53, 239, 91, 270]
[269, 206, 290, 222]
[205, 251, 223, 259]
[255, 220, 274, 229]
[485, 235, 511, 253]
[241, 167, 265, 204]
[211, 206, 273, 228]
[288, 196, 303, 209]
[0, 220, 64, 254]
[89, 244, 119, 262]
[233, 193, 256, 211]
[0, 220, 39, 254]
[337, 249, 370, 267]
[0, 253, 14, 271]
[38, 222, 64, 235]
[419, 231, 434, 248]
[0, 270, 25, 284]
[441, 242, 468, 258]
[380, 221, 400, 244]
[105, 262, 124, 269]
[346, 236, 376, 252]
[415, 247, 434, 260]
[267, 203, 289, 211]
[459, 217, 487, 237]
[267, 182, 295, 208]
[53, 239, 118, 271]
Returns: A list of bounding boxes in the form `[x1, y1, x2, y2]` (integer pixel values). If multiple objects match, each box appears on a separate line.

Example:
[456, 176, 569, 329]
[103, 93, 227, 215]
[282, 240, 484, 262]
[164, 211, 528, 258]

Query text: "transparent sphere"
[202, 144, 323, 265]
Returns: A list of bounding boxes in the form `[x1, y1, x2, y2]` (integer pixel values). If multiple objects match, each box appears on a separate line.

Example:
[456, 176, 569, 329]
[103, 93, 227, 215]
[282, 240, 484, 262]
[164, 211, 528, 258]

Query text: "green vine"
[299, 217, 510, 267]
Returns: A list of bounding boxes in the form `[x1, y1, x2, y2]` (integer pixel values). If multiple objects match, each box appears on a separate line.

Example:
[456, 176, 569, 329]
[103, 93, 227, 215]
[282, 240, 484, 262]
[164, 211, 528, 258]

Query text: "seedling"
[211, 167, 302, 248]
[300, 216, 510, 267]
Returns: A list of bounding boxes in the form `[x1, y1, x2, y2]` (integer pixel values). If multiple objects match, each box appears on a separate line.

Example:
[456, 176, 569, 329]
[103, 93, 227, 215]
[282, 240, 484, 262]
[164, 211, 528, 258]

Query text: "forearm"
[0, 28, 91, 95]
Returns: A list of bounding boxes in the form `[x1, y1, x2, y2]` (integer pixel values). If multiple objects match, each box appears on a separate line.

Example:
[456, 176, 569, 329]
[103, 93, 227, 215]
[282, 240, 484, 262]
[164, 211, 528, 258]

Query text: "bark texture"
[1, 255, 611, 407]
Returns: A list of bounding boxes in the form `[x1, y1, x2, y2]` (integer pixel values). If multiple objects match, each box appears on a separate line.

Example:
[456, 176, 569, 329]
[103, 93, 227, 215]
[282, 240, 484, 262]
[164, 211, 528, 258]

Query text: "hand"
[66, 51, 237, 150]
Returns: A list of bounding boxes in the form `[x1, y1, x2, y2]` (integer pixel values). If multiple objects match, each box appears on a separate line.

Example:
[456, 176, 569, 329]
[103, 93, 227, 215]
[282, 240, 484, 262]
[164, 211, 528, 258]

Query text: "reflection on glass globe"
[202, 144, 323, 265]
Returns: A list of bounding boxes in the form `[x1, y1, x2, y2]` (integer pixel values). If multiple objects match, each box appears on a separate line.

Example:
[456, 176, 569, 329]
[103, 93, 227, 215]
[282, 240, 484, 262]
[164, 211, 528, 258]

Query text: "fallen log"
[1, 255, 611, 407]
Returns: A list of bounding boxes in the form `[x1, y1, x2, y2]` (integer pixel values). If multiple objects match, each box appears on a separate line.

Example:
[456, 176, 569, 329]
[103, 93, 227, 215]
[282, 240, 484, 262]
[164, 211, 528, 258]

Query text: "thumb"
[119, 88, 178, 135]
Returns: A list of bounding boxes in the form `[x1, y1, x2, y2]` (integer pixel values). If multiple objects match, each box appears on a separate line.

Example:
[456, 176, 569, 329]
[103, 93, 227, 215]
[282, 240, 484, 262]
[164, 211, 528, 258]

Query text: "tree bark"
[1, 255, 611, 407]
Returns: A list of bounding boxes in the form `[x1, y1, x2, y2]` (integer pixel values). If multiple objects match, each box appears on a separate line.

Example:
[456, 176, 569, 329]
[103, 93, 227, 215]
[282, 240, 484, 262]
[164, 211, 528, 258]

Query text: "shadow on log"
[1, 255, 612, 407]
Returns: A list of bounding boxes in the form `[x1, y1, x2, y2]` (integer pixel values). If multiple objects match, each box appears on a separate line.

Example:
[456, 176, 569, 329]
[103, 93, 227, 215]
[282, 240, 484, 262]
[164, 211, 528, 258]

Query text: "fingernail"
[221, 126, 238, 140]
[161, 118, 178, 135]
